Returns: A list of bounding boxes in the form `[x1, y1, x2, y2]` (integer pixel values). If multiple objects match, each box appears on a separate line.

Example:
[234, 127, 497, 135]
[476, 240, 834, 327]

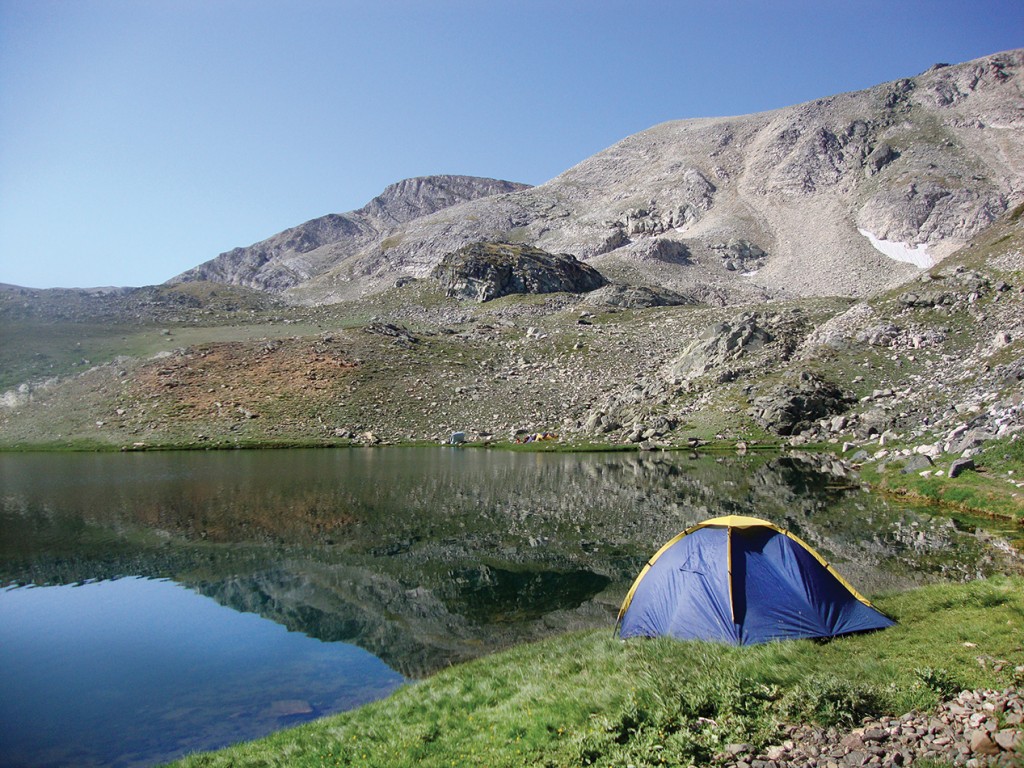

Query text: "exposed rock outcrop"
[711, 239, 769, 273]
[431, 242, 607, 302]
[749, 371, 854, 436]
[630, 237, 692, 263]
[669, 313, 775, 381]
[583, 283, 697, 309]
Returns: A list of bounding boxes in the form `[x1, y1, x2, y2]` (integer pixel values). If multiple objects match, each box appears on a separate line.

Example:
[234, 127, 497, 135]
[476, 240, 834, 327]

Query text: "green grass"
[864, 436, 1024, 525]
[499, 440, 637, 453]
[168, 576, 1023, 768]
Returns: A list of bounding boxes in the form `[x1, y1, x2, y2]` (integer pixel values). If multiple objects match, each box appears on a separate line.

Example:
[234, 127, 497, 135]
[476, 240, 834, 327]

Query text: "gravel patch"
[716, 687, 1023, 767]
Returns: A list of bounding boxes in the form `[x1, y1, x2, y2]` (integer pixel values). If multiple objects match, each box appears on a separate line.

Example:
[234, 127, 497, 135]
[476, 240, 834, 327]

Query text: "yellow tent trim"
[615, 515, 878, 627]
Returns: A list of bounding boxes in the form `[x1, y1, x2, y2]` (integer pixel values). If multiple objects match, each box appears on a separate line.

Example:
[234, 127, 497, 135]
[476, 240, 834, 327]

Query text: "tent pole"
[727, 525, 735, 624]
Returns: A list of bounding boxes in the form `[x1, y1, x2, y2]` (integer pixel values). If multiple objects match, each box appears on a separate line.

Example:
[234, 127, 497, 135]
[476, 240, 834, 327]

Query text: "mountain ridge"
[174, 48, 1024, 307]
[173, 175, 530, 293]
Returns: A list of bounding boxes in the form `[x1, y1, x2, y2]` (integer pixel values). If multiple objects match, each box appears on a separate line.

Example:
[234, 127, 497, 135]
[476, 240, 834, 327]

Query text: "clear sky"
[1, 0, 1021, 289]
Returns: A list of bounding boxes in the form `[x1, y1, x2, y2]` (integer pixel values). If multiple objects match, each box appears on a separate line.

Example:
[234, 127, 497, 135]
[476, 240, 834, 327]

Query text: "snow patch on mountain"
[858, 229, 935, 269]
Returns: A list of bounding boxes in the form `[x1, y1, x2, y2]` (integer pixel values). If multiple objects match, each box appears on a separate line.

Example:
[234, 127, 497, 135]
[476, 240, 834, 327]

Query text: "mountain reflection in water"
[1, 448, 1018, 679]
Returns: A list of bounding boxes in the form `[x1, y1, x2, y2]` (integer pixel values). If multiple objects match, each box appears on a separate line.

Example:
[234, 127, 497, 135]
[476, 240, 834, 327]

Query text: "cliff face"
[176, 50, 1024, 307]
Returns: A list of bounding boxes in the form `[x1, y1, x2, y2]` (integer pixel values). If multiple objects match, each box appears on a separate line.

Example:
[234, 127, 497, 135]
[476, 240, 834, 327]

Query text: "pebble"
[715, 688, 1022, 767]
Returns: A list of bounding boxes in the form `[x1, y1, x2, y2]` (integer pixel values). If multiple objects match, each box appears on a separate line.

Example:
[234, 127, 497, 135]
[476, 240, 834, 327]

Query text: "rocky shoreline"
[717, 687, 1023, 767]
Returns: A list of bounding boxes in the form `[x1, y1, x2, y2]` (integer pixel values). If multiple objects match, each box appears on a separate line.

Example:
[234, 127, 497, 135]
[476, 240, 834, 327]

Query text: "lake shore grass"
[859, 435, 1024, 527]
[167, 576, 1023, 768]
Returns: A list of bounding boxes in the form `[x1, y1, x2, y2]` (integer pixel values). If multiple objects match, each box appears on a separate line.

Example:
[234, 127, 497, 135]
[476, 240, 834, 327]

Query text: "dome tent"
[617, 515, 894, 645]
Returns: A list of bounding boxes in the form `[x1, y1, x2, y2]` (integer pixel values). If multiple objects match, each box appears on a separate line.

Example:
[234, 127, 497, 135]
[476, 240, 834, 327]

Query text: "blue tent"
[617, 515, 894, 645]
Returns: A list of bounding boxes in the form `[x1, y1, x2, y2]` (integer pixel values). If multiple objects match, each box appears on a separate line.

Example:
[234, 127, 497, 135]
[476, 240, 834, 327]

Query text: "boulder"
[856, 409, 892, 439]
[749, 371, 854, 436]
[864, 142, 899, 175]
[584, 411, 620, 434]
[584, 283, 697, 308]
[948, 427, 994, 454]
[901, 455, 934, 474]
[432, 242, 607, 302]
[829, 414, 848, 433]
[669, 313, 773, 380]
[992, 330, 1012, 349]
[949, 457, 976, 478]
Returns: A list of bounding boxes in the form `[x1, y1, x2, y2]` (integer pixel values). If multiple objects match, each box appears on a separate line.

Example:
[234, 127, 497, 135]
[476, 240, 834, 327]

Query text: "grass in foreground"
[169, 576, 1024, 768]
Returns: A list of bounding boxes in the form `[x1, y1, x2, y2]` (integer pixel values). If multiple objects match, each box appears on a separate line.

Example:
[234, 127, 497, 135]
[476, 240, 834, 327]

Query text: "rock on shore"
[716, 687, 1023, 767]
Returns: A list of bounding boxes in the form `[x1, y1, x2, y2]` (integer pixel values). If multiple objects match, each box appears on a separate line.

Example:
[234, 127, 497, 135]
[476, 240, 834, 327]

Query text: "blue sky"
[1, 0, 1021, 289]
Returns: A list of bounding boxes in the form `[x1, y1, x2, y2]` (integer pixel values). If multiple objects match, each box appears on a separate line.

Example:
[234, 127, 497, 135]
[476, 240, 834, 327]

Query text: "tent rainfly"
[616, 515, 895, 645]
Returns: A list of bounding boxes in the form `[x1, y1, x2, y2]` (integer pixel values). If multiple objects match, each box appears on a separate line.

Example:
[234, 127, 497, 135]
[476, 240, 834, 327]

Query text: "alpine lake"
[1, 447, 1021, 768]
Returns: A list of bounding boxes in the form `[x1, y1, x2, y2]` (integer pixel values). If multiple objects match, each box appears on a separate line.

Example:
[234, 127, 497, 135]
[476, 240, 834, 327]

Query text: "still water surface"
[0, 578, 401, 768]
[0, 448, 1018, 767]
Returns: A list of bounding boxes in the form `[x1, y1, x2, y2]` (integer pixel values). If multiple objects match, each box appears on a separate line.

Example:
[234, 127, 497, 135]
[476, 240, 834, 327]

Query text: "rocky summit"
[173, 175, 531, 295]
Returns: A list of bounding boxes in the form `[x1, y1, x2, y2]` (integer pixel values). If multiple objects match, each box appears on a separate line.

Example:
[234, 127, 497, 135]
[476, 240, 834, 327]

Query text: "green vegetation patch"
[865, 436, 1024, 525]
[170, 576, 1023, 768]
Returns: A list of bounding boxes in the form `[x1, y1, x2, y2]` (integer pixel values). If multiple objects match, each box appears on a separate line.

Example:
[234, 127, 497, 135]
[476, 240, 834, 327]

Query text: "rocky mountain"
[173, 175, 530, 293]
[3, 48, 1023, 496]
[175, 49, 1024, 307]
